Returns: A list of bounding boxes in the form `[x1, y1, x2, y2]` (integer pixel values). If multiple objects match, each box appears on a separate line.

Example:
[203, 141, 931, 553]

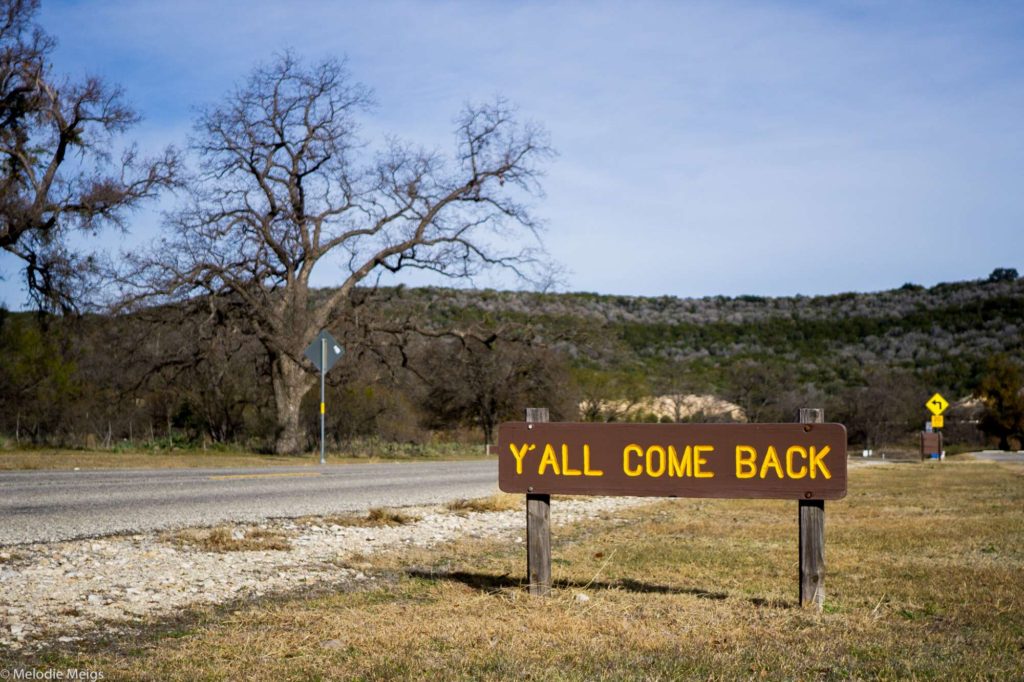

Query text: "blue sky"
[2, 0, 1022, 308]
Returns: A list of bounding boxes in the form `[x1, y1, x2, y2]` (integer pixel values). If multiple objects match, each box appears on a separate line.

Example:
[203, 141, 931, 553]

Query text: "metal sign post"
[304, 330, 344, 465]
[320, 338, 326, 465]
[924, 392, 948, 460]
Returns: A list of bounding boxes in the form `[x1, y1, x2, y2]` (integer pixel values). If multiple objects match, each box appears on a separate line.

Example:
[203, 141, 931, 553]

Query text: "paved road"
[0, 460, 498, 546]
[971, 450, 1024, 463]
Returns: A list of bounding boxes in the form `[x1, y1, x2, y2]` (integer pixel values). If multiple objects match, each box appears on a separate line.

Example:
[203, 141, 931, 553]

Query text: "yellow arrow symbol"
[926, 393, 949, 416]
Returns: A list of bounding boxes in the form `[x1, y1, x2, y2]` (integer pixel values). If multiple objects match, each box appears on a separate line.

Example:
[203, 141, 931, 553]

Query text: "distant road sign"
[931, 415, 944, 429]
[926, 393, 949, 416]
[304, 330, 344, 372]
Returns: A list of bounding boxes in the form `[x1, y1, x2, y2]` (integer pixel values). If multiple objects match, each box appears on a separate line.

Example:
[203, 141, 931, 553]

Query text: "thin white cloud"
[1, 0, 1018, 309]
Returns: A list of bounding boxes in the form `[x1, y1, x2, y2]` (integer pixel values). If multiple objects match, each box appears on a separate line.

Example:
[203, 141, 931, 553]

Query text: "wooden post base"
[525, 407, 551, 596]
[798, 408, 825, 610]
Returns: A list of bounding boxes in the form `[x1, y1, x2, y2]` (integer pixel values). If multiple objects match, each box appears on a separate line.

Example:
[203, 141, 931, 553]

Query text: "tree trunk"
[479, 397, 497, 446]
[271, 352, 314, 454]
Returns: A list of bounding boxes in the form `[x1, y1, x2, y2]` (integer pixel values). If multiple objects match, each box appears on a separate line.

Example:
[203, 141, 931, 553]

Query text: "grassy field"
[0, 440, 487, 470]
[7, 458, 1024, 680]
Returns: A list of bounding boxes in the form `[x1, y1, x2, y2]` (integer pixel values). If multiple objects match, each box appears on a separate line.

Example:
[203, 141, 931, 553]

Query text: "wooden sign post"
[525, 407, 551, 596]
[920, 431, 943, 460]
[499, 411, 846, 602]
[798, 408, 825, 610]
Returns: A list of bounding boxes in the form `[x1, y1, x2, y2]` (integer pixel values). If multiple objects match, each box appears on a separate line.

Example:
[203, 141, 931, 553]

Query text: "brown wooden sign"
[497, 422, 847, 500]
[920, 431, 942, 459]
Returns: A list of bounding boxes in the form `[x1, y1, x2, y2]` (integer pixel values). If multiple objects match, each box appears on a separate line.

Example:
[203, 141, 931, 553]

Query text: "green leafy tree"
[987, 268, 1019, 283]
[976, 354, 1024, 450]
[0, 311, 78, 440]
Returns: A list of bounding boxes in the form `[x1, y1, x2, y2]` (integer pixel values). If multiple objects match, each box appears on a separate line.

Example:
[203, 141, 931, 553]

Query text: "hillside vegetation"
[393, 277, 1022, 396]
[1, 274, 1020, 452]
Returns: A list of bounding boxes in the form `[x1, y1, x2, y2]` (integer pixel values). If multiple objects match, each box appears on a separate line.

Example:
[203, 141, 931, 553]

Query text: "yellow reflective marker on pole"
[926, 393, 949, 416]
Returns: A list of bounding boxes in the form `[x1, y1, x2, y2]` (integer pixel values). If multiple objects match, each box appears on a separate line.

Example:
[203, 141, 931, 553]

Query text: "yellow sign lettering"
[759, 445, 784, 479]
[785, 446, 808, 479]
[561, 444, 582, 476]
[583, 444, 603, 476]
[669, 445, 692, 477]
[509, 443, 533, 475]
[646, 445, 667, 477]
[809, 446, 831, 479]
[623, 444, 643, 477]
[538, 444, 561, 476]
[693, 445, 715, 478]
[735, 445, 757, 479]
[498, 423, 846, 499]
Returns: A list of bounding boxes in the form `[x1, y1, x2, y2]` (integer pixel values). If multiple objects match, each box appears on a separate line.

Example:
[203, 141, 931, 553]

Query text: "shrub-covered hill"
[2, 273, 1019, 450]
[383, 276, 1024, 397]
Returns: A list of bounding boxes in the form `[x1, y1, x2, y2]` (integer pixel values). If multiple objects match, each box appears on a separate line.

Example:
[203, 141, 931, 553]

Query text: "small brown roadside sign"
[497, 422, 847, 500]
[921, 431, 942, 459]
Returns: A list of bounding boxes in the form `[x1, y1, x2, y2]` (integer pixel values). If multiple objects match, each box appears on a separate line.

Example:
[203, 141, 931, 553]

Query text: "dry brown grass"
[162, 526, 292, 552]
[446, 493, 521, 513]
[0, 444, 489, 471]
[12, 459, 1024, 679]
[0, 449, 318, 471]
[365, 507, 419, 526]
[315, 507, 421, 528]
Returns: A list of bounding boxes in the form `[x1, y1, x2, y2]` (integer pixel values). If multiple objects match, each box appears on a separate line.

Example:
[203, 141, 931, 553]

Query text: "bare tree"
[119, 53, 553, 454]
[721, 360, 798, 423]
[418, 337, 573, 446]
[0, 0, 179, 311]
[828, 367, 924, 448]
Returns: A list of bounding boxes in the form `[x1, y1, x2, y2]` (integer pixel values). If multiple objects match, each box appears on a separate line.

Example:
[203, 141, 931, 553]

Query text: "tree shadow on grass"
[405, 569, 793, 608]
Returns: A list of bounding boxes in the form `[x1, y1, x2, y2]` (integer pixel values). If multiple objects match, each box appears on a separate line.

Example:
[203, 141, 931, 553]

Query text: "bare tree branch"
[117, 53, 554, 453]
[0, 0, 180, 312]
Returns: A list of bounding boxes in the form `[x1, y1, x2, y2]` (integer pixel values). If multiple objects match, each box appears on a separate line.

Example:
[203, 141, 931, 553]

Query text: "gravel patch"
[0, 496, 648, 653]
